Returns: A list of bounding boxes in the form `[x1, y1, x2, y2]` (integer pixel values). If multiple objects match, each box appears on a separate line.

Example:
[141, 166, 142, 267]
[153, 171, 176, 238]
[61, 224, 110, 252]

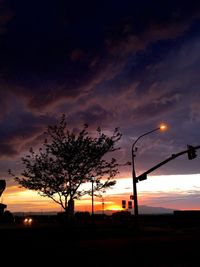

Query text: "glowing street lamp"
[160, 124, 167, 131]
[131, 123, 167, 217]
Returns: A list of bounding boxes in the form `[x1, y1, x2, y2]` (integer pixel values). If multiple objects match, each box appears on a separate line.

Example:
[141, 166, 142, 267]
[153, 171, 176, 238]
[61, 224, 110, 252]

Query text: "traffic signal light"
[137, 173, 147, 181]
[187, 145, 197, 160]
[122, 200, 126, 209]
[128, 201, 132, 209]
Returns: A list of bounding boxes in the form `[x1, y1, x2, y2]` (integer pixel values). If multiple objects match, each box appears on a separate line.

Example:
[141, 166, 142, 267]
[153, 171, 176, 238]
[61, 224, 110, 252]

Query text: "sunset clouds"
[0, 1, 200, 211]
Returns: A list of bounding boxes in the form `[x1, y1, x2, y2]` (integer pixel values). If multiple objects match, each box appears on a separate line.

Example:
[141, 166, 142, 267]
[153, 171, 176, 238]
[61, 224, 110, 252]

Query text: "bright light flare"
[23, 217, 33, 226]
[107, 205, 123, 211]
[159, 123, 167, 131]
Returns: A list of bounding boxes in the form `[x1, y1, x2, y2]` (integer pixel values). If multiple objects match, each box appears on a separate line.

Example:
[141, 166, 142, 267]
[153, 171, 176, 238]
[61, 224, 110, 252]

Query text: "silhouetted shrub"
[112, 210, 132, 220]
[75, 211, 90, 222]
[3, 210, 15, 223]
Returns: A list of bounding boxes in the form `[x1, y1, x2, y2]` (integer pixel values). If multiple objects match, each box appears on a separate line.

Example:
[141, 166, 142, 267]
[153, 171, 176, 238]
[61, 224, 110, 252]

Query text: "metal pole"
[132, 148, 138, 216]
[131, 127, 161, 217]
[137, 144, 200, 181]
[102, 197, 104, 215]
[91, 179, 94, 216]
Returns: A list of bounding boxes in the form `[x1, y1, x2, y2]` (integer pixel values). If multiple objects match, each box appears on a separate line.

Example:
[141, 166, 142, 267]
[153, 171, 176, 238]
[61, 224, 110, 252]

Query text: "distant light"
[159, 123, 167, 131]
[23, 217, 33, 226]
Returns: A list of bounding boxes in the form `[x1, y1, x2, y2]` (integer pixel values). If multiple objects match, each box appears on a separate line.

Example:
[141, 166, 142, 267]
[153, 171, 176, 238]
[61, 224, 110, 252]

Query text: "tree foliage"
[11, 115, 122, 214]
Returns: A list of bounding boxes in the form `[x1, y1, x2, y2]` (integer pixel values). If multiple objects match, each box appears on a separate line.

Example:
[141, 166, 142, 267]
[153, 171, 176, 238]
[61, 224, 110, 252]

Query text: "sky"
[0, 0, 200, 213]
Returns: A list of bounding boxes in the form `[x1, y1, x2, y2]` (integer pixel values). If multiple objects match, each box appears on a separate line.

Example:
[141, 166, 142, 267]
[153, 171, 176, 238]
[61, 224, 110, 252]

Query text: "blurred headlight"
[23, 217, 33, 225]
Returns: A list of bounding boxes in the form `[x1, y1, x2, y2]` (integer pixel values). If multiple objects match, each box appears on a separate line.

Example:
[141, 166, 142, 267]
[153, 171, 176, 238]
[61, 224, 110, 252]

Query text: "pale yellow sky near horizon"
[1, 174, 200, 213]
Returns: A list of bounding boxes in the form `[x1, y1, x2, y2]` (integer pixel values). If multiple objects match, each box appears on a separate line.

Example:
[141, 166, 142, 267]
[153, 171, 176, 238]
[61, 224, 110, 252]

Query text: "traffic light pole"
[131, 127, 162, 217]
[136, 145, 200, 182]
[132, 149, 138, 216]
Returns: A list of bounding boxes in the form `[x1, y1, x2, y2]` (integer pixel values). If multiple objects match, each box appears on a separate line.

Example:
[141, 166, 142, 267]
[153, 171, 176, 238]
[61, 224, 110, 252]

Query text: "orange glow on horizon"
[2, 174, 200, 213]
[106, 204, 123, 211]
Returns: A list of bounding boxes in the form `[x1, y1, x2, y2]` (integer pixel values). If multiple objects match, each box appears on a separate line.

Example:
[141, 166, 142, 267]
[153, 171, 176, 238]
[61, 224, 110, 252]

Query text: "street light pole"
[102, 197, 105, 215]
[91, 177, 94, 216]
[131, 124, 167, 217]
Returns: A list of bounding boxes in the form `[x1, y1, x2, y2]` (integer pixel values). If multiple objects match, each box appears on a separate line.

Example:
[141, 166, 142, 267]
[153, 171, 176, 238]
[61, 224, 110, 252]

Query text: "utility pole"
[102, 197, 104, 215]
[131, 124, 167, 216]
[91, 178, 94, 216]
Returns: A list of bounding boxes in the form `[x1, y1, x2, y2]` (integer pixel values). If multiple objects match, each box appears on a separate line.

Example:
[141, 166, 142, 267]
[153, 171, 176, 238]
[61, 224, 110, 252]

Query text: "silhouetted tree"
[11, 115, 122, 220]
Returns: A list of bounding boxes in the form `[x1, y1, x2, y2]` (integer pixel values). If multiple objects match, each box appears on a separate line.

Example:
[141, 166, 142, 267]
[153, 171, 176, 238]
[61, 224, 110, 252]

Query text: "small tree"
[11, 115, 122, 219]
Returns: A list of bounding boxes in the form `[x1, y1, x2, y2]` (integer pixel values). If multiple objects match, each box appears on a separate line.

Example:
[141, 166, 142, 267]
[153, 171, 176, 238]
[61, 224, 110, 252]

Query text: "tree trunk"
[67, 198, 74, 222]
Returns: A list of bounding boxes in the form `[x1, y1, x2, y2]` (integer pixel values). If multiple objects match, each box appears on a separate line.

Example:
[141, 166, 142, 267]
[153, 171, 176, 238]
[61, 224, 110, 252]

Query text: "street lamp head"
[159, 123, 167, 131]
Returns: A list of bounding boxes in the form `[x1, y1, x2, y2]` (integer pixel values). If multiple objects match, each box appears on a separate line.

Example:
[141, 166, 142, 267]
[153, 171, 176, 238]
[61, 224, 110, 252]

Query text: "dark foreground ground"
[0, 214, 200, 267]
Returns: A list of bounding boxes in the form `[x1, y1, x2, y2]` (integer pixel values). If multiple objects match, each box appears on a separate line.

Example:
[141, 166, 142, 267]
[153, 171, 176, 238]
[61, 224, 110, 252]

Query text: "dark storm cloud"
[0, 0, 200, 177]
[0, 90, 13, 119]
[0, 0, 13, 34]
[1, 0, 200, 112]
[0, 109, 55, 158]
[70, 104, 114, 127]
[129, 90, 182, 124]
